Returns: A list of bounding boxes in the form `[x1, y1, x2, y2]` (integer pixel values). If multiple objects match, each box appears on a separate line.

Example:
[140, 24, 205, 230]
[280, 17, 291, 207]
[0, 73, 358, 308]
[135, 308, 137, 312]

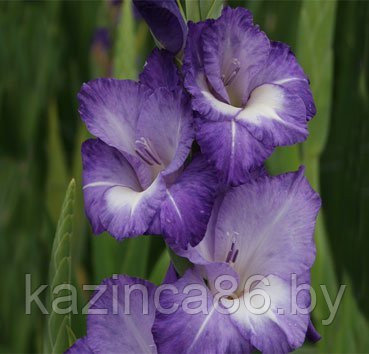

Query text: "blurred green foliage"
[0, 0, 368, 353]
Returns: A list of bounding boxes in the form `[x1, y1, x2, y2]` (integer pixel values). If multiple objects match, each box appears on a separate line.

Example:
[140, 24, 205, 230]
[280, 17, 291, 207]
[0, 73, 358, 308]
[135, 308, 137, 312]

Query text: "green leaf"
[266, 145, 301, 176]
[176, 0, 186, 20]
[52, 317, 70, 354]
[46, 179, 75, 354]
[296, 0, 337, 160]
[167, 246, 192, 276]
[113, 0, 137, 79]
[66, 325, 77, 347]
[70, 122, 89, 267]
[185, 0, 201, 22]
[93, 234, 152, 282]
[92, 232, 124, 282]
[293, 1, 359, 352]
[149, 249, 170, 285]
[316, 3, 369, 351]
[120, 236, 152, 278]
[200, 0, 223, 20]
[320, 0, 369, 322]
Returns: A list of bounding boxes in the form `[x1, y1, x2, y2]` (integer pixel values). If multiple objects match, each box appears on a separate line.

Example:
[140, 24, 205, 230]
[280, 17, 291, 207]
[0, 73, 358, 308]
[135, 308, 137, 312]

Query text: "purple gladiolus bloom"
[66, 275, 157, 353]
[79, 49, 217, 246]
[183, 7, 316, 186]
[153, 167, 321, 353]
[133, 0, 187, 54]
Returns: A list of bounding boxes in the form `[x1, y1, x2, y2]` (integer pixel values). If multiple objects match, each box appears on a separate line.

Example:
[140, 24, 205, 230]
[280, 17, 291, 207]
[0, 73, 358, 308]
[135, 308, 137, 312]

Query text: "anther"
[226, 249, 233, 263]
[226, 240, 238, 264]
[225, 234, 239, 264]
[222, 58, 241, 86]
[135, 149, 154, 166]
[232, 249, 239, 263]
[135, 137, 162, 166]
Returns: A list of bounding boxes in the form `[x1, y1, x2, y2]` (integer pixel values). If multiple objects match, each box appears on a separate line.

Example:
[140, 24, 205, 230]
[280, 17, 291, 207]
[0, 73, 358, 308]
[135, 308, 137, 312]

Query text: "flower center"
[221, 58, 241, 87]
[134, 137, 163, 167]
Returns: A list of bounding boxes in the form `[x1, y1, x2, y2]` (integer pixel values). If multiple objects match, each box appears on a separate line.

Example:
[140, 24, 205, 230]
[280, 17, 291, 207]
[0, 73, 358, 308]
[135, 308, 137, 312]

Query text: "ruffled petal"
[82, 139, 166, 240]
[250, 41, 316, 120]
[139, 48, 181, 92]
[146, 210, 162, 235]
[160, 155, 218, 250]
[137, 87, 194, 176]
[236, 83, 308, 146]
[183, 20, 213, 91]
[133, 0, 187, 54]
[214, 167, 321, 282]
[202, 6, 269, 106]
[152, 269, 251, 353]
[100, 175, 166, 240]
[182, 165, 268, 262]
[230, 274, 311, 353]
[78, 79, 144, 156]
[184, 7, 312, 180]
[86, 275, 157, 354]
[180, 193, 226, 264]
[195, 118, 273, 186]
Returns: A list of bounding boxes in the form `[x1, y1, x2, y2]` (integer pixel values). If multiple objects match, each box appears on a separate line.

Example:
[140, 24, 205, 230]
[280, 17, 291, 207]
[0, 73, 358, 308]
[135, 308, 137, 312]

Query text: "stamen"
[143, 144, 161, 165]
[222, 58, 241, 86]
[135, 137, 163, 166]
[226, 240, 236, 263]
[225, 249, 233, 263]
[225, 233, 239, 264]
[232, 249, 239, 263]
[135, 149, 154, 166]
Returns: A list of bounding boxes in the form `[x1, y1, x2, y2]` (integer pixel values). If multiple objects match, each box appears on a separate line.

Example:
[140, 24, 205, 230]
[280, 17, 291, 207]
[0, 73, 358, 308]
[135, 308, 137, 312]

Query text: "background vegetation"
[0, 0, 368, 352]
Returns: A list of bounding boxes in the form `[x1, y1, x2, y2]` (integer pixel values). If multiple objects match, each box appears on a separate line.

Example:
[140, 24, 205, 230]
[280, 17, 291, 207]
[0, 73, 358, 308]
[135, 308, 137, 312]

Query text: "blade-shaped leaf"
[71, 122, 89, 267]
[321, 0, 369, 322]
[120, 236, 152, 278]
[167, 246, 192, 277]
[293, 1, 363, 352]
[149, 248, 170, 285]
[297, 0, 336, 159]
[45, 179, 75, 354]
[200, 0, 223, 20]
[185, 0, 201, 22]
[266, 146, 301, 176]
[92, 234, 152, 283]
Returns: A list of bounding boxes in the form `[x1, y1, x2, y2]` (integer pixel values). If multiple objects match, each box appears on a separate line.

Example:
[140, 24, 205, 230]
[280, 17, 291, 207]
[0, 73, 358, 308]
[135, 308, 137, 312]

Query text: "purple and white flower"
[183, 7, 316, 185]
[153, 167, 321, 353]
[70, 3, 323, 353]
[79, 49, 217, 246]
[66, 275, 158, 354]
